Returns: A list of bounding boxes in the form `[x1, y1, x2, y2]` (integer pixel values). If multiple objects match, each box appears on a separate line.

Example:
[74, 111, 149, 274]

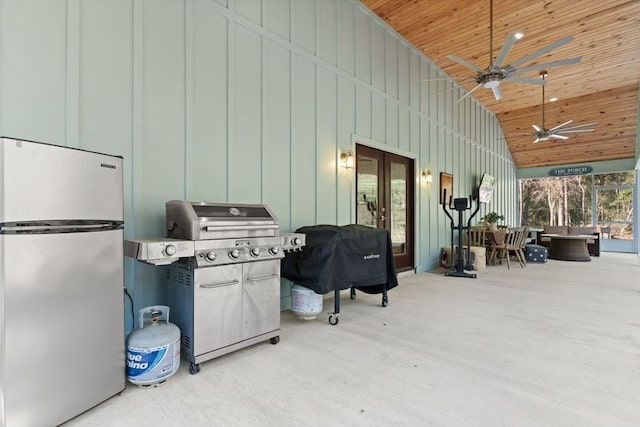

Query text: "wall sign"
[548, 166, 593, 177]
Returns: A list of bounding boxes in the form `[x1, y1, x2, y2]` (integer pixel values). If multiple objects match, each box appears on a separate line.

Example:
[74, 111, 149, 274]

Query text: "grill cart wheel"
[328, 314, 339, 325]
[350, 288, 356, 300]
[382, 295, 388, 307]
[189, 362, 200, 375]
[269, 336, 280, 345]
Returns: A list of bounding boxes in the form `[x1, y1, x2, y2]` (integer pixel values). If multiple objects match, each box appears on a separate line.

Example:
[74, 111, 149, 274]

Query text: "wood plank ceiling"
[362, 0, 640, 169]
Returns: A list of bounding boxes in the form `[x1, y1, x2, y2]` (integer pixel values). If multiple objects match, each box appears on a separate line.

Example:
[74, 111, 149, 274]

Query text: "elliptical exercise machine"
[441, 188, 480, 278]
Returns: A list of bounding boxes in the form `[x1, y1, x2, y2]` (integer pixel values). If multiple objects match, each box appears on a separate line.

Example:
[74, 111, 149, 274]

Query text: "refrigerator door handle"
[1, 220, 124, 234]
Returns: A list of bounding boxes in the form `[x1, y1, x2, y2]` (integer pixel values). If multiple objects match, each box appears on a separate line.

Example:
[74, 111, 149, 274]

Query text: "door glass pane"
[357, 156, 378, 227]
[390, 162, 407, 255]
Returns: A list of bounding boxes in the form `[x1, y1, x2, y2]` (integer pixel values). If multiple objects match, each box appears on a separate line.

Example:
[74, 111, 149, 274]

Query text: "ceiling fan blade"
[503, 76, 546, 85]
[558, 122, 598, 130]
[420, 77, 459, 81]
[457, 83, 482, 103]
[532, 124, 541, 132]
[533, 137, 541, 144]
[555, 129, 596, 134]
[549, 120, 573, 132]
[508, 35, 575, 69]
[514, 57, 581, 75]
[491, 84, 503, 100]
[420, 75, 475, 83]
[550, 134, 570, 140]
[493, 32, 521, 68]
[446, 55, 483, 73]
[431, 86, 457, 95]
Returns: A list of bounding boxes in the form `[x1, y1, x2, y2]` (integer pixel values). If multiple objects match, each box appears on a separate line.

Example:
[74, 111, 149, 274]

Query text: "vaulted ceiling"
[362, 0, 640, 169]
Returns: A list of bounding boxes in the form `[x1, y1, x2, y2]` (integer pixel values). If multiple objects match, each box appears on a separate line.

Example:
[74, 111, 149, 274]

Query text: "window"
[520, 170, 635, 249]
[519, 175, 592, 227]
[593, 171, 634, 240]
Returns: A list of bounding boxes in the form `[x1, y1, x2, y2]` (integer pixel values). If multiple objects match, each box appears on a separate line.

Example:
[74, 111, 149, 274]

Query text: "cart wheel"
[350, 288, 356, 300]
[269, 336, 280, 345]
[189, 362, 200, 375]
[328, 314, 339, 325]
[381, 296, 388, 307]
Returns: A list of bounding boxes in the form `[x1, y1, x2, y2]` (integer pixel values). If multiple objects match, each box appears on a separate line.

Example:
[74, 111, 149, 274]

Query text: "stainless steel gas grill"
[162, 201, 304, 374]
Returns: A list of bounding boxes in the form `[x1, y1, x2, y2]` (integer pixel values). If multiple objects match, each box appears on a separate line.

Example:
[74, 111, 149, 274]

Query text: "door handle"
[199, 279, 239, 288]
[247, 274, 278, 282]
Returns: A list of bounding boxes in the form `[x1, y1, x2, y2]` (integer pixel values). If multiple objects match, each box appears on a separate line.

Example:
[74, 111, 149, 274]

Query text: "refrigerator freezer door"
[0, 230, 125, 427]
[0, 138, 123, 222]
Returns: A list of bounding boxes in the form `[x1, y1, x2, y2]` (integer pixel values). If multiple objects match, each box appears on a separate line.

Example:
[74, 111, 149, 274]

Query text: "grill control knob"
[292, 237, 301, 246]
[251, 248, 261, 257]
[229, 249, 240, 259]
[205, 251, 217, 262]
[269, 246, 280, 255]
[164, 244, 177, 256]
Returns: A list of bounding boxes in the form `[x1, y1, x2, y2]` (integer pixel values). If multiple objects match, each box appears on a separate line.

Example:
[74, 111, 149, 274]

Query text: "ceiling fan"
[448, 0, 582, 102]
[531, 72, 597, 143]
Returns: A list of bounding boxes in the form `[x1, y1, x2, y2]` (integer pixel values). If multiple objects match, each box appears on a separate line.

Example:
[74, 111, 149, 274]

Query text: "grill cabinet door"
[242, 260, 280, 339]
[193, 264, 243, 355]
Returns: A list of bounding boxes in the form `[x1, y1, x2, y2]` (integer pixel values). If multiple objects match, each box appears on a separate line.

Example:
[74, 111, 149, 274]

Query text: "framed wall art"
[440, 172, 453, 205]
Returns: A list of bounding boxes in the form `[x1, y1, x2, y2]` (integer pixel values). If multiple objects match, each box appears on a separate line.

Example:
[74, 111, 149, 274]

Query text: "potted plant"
[481, 211, 504, 231]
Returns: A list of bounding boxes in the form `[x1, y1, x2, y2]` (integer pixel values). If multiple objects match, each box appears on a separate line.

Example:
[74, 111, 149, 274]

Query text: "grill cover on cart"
[281, 224, 398, 295]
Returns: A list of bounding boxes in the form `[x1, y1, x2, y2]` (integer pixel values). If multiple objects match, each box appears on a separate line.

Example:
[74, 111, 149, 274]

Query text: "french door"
[355, 144, 414, 271]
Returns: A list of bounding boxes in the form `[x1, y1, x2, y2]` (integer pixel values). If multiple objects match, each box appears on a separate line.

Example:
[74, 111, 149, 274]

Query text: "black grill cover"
[281, 224, 398, 295]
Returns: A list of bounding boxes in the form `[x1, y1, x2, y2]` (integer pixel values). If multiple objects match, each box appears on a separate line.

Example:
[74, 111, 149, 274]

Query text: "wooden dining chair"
[465, 227, 487, 248]
[502, 229, 517, 269]
[517, 226, 529, 266]
[504, 226, 528, 269]
[488, 230, 507, 266]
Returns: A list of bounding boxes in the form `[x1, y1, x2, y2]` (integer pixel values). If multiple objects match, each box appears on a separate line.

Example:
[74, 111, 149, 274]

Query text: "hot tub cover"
[281, 224, 398, 295]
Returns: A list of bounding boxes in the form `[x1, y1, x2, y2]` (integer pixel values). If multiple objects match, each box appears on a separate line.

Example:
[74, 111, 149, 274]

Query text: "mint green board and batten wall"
[0, 0, 515, 321]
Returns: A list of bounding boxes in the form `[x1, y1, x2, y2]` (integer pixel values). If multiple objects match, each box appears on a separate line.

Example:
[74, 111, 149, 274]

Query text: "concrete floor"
[67, 253, 640, 427]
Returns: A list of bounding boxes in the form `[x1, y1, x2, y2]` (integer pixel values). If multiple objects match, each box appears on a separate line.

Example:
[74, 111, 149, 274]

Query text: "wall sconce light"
[421, 169, 433, 184]
[339, 149, 355, 169]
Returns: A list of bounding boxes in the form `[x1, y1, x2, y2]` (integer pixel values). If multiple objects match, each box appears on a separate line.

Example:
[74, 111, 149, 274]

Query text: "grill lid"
[166, 200, 279, 240]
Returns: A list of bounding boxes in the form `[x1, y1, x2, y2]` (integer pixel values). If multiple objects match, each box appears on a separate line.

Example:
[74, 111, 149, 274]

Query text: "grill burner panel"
[193, 236, 284, 267]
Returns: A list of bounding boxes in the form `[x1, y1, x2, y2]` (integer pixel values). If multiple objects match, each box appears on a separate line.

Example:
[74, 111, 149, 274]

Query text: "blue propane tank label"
[126, 338, 180, 384]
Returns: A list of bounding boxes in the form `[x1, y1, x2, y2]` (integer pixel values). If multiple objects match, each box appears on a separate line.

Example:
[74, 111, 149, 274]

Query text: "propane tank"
[126, 305, 181, 386]
[291, 284, 323, 320]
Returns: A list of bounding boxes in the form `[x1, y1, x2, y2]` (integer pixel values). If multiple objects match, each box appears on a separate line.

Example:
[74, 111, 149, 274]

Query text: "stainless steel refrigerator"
[0, 137, 125, 426]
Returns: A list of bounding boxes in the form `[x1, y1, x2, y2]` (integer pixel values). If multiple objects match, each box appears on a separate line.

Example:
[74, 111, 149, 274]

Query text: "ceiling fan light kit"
[448, 0, 581, 103]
